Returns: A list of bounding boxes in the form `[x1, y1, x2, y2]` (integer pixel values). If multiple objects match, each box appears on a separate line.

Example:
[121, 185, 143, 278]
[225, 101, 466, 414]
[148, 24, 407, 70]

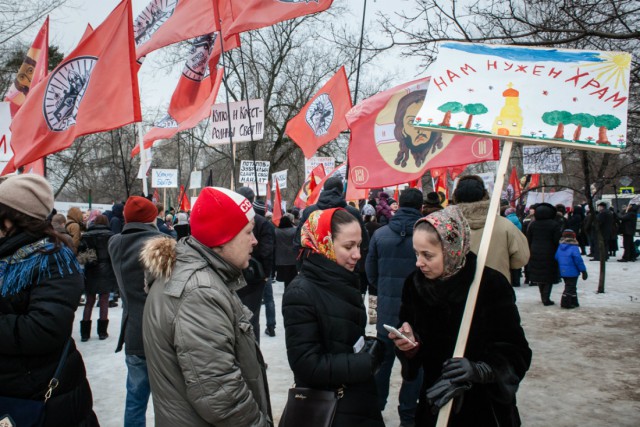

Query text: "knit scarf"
[0, 236, 79, 297]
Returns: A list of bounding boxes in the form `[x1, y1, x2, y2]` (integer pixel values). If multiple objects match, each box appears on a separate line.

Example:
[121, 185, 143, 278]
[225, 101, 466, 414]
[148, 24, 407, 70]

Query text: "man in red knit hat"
[108, 195, 163, 427]
[140, 187, 272, 426]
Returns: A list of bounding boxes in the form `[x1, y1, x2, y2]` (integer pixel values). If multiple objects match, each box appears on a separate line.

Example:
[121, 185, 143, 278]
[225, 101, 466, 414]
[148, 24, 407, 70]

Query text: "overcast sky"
[39, 0, 423, 116]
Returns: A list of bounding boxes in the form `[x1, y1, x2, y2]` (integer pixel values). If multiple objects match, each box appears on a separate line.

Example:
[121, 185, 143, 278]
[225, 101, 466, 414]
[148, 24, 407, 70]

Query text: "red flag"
[345, 165, 368, 201]
[135, 0, 217, 59]
[435, 172, 449, 207]
[285, 66, 351, 159]
[152, 188, 160, 203]
[9, 0, 141, 169]
[408, 178, 421, 189]
[346, 77, 499, 189]
[294, 163, 326, 209]
[178, 185, 191, 211]
[217, 0, 334, 36]
[508, 167, 522, 207]
[393, 185, 399, 201]
[529, 173, 540, 189]
[272, 181, 283, 227]
[4, 17, 49, 117]
[79, 24, 94, 44]
[448, 165, 466, 180]
[131, 45, 225, 156]
[307, 163, 348, 206]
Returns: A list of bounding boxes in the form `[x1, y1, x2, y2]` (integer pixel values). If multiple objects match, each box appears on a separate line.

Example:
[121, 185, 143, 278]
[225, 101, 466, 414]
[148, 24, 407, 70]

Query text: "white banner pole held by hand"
[435, 140, 514, 427]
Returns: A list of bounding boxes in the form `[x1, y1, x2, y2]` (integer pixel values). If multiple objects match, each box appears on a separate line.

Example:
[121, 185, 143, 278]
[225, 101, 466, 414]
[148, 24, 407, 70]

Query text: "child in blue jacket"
[555, 229, 588, 308]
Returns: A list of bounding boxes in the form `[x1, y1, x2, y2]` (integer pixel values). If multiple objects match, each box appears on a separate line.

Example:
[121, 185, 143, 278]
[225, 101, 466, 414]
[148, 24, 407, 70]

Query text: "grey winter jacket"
[141, 236, 272, 427]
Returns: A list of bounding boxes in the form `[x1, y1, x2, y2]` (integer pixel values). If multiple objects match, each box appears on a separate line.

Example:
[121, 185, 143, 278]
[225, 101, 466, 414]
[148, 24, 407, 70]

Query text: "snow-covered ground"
[74, 251, 640, 427]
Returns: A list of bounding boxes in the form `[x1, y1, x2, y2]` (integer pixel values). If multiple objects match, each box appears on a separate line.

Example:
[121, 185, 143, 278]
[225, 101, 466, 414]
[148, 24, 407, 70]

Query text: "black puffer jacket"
[282, 253, 384, 427]
[79, 224, 116, 295]
[618, 205, 638, 236]
[0, 232, 99, 426]
[398, 253, 531, 427]
[526, 203, 561, 284]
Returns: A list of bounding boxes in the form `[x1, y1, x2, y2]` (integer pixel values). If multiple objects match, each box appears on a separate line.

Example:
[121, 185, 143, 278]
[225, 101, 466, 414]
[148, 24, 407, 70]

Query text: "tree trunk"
[465, 114, 474, 129]
[439, 111, 452, 127]
[596, 126, 610, 144]
[554, 123, 564, 139]
[573, 124, 582, 141]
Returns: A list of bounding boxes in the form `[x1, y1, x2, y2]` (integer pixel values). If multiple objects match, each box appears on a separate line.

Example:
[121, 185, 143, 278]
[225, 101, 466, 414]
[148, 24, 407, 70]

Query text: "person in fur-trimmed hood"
[555, 229, 587, 309]
[140, 187, 272, 427]
[452, 175, 530, 284]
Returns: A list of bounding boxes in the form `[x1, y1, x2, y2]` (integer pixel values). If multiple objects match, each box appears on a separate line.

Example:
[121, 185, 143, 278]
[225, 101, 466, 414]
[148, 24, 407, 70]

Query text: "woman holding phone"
[391, 206, 531, 427]
[282, 208, 385, 427]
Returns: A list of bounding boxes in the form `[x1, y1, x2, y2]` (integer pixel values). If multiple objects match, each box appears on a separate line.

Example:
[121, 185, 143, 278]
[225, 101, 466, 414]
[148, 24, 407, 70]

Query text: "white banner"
[210, 99, 264, 145]
[272, 169, 287, 189]
[0, 102, 12, 172]
[151, 169, 179, 188]
[136, 149, 153, 179]
[242, 182, 269, 196]
[477, 172, 496, 196]
[526, 189, 574, 208]
[189, 170, 202, 189]
[54, 202, 113, 217]
[239, 160, 270, 183]
[522, 146, 563, 174]
[305, 157, 335, 177]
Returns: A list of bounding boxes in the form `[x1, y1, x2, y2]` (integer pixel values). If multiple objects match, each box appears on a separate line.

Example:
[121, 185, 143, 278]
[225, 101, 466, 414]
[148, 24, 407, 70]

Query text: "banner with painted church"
[415, 42, 631, 150]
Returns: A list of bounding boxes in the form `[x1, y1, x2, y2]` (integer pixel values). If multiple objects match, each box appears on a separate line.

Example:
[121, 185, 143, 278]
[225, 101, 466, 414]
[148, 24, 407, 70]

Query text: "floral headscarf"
[415, 205, 470, 280]
[300, 208, 344, 262]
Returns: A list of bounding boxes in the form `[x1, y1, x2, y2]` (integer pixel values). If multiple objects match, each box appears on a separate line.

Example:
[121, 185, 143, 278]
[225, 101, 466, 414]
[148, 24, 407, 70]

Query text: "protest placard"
[522, 146, 563, 174]
[210, 99, 264, 144]
[239, 160, 270, 183]
[272, 170, 287, 189]
[304, 156, 335, 177]
[151, 169, 178, 188]
[190, 170, 202, 189]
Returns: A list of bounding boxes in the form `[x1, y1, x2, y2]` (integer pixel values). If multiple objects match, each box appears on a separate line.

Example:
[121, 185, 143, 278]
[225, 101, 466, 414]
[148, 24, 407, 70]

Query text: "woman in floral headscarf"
[390, 206, 531, 427]
[282, 208, 385, 427]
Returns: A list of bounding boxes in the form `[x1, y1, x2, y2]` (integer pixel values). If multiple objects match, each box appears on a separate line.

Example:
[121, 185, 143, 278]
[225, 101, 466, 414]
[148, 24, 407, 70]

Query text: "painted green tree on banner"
[541, 110, 572, 139]
[570, 113, 595, 141]
[463, 103, 488, 129]
[437, 102, 463, 127]
[593, 114, 621, 145]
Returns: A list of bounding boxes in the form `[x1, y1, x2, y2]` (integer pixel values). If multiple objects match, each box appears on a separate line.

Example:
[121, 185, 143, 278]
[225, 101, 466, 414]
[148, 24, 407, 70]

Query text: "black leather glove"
[426, 377, 472, 414]
[581, 271, 588, 280]
[360, 337, 385, 375]
[441, 358, 495, 384]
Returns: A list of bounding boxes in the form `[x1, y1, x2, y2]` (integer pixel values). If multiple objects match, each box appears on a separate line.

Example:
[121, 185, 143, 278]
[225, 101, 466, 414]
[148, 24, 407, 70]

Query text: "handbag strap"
[44, 338, 72, 402]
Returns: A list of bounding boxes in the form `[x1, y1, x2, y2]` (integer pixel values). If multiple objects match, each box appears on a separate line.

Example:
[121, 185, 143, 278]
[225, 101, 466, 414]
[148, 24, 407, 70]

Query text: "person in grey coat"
[366, 188, 424, 427]
[141, 187, 272, 426]
[108, 196, 164, 427]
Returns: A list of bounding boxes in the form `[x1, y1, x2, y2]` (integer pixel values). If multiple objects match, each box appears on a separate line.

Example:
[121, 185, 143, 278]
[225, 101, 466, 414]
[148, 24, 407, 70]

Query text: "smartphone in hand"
[383, 324, 417, 347]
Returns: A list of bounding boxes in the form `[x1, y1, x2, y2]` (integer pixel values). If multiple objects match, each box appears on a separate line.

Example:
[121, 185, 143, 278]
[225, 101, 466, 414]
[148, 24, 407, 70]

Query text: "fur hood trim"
[455, 200, 490, 230]
[140, 236, 177, 280]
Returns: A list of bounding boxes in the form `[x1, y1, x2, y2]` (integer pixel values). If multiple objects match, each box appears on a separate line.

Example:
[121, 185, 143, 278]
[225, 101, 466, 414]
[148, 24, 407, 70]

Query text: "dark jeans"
[622, 234, 636, 260]
[263, 279, 275, 329]
[374, 331, 422, 424]
[561, 276, 579, 308]
[237, 280, 266, 344]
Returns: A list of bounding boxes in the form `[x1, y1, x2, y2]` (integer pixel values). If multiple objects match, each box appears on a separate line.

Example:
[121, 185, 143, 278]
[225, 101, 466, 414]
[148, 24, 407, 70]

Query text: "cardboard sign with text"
[210, 99, 264, 144]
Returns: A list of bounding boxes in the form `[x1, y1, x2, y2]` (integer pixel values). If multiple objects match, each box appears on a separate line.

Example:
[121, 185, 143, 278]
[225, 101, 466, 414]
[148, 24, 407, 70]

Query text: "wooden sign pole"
[435, 140, 513, 427]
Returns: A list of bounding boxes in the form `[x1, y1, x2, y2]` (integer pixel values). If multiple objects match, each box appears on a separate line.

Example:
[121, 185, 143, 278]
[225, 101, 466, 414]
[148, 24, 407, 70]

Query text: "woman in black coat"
[78, 214, 116, 341]
[282, 208, 385, 427]
[274, 214, 298, 288]
[391, 207, 531, 427]
[0, 175, 99, 427]
[526, 203, 562, 305]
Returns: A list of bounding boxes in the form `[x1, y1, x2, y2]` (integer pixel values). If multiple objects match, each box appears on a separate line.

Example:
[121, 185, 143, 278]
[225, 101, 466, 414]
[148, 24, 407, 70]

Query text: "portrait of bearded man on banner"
[392, 89, 443, 168]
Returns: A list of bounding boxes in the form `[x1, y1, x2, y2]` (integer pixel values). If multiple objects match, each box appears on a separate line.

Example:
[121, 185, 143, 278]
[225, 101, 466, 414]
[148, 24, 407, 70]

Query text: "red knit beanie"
[191, 187, 255, 247]
[124, 196, 157, 224]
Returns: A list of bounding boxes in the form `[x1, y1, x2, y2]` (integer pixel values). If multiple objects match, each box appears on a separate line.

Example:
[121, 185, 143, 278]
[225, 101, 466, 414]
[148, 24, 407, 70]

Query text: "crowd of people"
[1, 172, 636, 427]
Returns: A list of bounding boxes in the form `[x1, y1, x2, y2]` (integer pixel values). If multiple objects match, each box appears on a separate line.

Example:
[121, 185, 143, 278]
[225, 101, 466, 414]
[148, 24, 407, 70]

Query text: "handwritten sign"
[272, 169, 288, 189]
[151, 169, 178, 188]
[522, 146, 563, 174]
[305, 157, 335, 177]
[239, 160, 270, 183]
[210, 99, 264, 145]
[415, 42, 631, 151]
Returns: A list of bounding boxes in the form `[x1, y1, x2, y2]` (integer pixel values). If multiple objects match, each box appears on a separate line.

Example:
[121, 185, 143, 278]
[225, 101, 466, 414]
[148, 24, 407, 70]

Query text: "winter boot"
[560, 293, 573, 309]
[80, 320, 91, 342]
[97, 319, 109, 340]
[572, 295, 580, 308]
[539, 284, 555, 306]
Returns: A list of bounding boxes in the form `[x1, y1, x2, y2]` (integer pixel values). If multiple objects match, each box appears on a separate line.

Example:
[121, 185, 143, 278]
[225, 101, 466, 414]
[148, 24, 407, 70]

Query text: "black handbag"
[0, 339, 72, 427]
[278, 386, 344, 427]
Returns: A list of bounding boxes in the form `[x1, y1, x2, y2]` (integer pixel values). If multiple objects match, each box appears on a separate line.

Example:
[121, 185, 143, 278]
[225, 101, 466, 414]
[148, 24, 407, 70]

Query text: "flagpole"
[238, 43, 262, 198]
[353, 0, 368, 105]
[217, 30, 237, 190]
[137, 122, 148, 196]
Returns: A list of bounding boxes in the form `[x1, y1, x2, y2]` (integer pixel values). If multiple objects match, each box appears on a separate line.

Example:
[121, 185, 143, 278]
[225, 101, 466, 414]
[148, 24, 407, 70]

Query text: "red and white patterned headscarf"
[300, 208, 345, 262]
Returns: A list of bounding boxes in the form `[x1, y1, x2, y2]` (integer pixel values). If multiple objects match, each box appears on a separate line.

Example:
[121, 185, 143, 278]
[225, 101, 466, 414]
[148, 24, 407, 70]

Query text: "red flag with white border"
[294, 163, 325, 209]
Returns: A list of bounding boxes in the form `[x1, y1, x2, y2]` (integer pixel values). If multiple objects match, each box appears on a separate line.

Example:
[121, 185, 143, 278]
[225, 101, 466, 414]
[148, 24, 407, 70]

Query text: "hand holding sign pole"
[416, 42, 632, 427]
